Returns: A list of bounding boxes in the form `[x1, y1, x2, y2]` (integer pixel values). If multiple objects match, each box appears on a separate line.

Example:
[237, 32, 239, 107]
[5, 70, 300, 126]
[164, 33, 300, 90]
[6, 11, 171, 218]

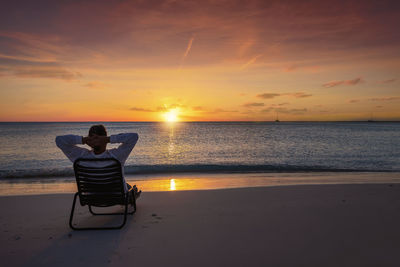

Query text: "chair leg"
[69, 193, 131, 230]
[69, 192, 79, 230]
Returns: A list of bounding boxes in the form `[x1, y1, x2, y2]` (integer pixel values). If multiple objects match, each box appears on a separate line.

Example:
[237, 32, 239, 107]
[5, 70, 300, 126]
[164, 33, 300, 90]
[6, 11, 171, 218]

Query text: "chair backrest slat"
[77, 172, 121, 179]
[73, 158, 125, 207]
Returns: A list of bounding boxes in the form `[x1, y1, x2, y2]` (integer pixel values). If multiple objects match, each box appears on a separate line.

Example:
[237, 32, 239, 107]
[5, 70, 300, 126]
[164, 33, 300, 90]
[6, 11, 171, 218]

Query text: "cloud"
[276, 108, 308, 115]
[130, 103, 188, 112]
[378, 78, 396, 84]
[286, 92, 312, 98]
[283, 64, 321, 73]
[261, 107, 273, 113]
[214, 108, 238, 113]
[284, 65, 299, 72]
[129, 107, 154, 112]
[242, 102, 264, 108]
[0, 48, 82, 81]
[261, 107, 307, 115]
[155, 103, 186, 112]
[256, 92, 312, 99]
[240, 54, 262, 70]
[268, 103, 290, 108]
[9, 66, 81, 81]
[256, 93, 280, 99]
[182, 37, 194, 60]
[368, 96, 400, 101]
[84, 81, 108, 89]
[192, 106, 203, 111]
[322, 77, 364, 88]
[1, 0, 400, 71]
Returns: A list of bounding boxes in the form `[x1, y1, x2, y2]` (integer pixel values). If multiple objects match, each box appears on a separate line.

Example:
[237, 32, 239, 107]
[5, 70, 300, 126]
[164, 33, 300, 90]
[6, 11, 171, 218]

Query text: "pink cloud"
[378, 78, 396, 84]
[323, 77, 364, 88]
[10, 66, 81, 81]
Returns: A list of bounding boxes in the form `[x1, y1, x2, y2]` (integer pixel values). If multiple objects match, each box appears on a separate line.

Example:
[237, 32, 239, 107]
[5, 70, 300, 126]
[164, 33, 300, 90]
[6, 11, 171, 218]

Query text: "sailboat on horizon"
[275, 111, 280, 122]
[367, 112, 375, 122]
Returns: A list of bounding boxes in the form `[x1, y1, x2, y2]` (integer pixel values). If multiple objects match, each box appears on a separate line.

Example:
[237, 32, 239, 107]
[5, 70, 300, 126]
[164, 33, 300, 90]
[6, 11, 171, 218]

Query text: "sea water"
[0, 122, 399, 179]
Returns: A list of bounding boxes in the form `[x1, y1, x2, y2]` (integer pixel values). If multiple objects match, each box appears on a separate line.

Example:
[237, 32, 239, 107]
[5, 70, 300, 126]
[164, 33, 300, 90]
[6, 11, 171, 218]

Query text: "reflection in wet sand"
[170, 179, 176, 190]
[2, 172, 399, 196]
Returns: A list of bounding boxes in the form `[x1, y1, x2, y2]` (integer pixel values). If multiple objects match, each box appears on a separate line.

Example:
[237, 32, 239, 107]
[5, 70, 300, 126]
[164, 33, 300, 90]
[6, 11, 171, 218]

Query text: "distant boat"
[275, 112, 280, 122]
[367, 112, 375, 122]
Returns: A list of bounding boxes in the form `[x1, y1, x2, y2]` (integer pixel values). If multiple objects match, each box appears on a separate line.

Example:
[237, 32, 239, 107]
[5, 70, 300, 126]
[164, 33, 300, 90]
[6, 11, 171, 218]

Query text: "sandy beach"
[2, 183, 400, 266]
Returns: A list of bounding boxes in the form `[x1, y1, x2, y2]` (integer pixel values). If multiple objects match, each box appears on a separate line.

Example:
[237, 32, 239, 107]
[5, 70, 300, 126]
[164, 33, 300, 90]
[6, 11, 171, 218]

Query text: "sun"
[163, 109, 179, 122]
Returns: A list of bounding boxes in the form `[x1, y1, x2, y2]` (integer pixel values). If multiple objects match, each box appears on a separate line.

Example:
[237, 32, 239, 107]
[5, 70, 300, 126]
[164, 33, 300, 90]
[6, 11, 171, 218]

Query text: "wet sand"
[1, 183, 400, 266]
[1, 171, 400, 196]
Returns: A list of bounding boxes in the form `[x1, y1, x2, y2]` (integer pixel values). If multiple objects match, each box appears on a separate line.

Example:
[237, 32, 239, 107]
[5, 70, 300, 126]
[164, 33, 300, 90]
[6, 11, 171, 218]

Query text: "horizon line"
[1, 120, 400, 123]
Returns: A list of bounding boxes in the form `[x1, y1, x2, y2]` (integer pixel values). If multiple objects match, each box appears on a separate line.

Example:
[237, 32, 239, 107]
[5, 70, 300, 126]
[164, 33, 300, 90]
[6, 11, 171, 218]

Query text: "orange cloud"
[257, 93, 280, 99]
[192, 106, 203, 111]
[256, 92, 312, 99]
[84, 81, 108, 90]
[261, 107, 307, 115]
[286, 92, 312, 98]
[242, 102, 264, 107]
[368, 96, 400, 101]
[129, 107, 154, 112]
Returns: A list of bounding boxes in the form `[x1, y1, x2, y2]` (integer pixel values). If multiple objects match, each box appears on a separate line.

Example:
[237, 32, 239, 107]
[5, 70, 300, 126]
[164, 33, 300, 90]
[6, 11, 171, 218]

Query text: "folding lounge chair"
[69, 158, 139, 230]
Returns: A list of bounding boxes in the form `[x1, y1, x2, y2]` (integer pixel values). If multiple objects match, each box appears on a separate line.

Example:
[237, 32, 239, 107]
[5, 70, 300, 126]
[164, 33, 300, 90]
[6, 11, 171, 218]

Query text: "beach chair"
[69, 158, 139, 230]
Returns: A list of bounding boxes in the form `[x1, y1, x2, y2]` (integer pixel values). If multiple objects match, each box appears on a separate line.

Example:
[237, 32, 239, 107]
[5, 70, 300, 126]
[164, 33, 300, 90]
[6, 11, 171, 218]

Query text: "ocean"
[0, 122, 399, 179]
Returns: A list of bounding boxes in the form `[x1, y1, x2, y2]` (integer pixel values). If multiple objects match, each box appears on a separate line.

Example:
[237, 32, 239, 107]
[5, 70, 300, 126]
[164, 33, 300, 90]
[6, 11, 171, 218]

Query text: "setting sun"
[164, 109, 179, 122]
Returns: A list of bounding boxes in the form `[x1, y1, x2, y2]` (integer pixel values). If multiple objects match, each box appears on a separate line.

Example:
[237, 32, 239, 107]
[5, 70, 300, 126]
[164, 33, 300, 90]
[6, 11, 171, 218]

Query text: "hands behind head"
[83, 134, 109, 149]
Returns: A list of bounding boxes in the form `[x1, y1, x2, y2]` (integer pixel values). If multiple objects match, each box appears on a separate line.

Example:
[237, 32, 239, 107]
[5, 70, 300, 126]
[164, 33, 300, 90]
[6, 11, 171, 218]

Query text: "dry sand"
[1, 183, 400, 266]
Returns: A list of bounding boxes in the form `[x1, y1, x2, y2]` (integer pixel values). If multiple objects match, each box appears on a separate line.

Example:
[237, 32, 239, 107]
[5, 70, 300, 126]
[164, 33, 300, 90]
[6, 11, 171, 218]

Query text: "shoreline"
[2, 183, 400, 266]
[1, 171, 400, 196]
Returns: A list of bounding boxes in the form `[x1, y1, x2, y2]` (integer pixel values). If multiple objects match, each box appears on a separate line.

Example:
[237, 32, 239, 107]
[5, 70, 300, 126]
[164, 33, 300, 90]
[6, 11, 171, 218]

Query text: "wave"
[0, 164, 397, 179]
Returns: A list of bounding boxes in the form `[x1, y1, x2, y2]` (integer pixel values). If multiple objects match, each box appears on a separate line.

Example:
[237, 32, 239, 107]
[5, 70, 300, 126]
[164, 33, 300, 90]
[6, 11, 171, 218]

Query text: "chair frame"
[69, 158, 137, 230]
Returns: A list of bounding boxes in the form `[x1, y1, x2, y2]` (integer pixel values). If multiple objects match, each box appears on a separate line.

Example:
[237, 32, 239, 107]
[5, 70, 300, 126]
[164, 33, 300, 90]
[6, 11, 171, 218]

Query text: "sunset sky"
[0, 0, 399, 121]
